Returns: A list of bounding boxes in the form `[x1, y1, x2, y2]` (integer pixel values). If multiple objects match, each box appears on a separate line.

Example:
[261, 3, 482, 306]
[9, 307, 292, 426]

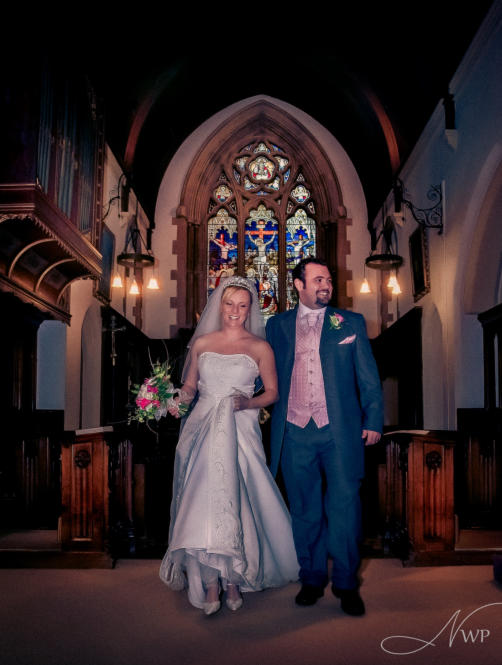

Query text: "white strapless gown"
[159, 352, 299, 609]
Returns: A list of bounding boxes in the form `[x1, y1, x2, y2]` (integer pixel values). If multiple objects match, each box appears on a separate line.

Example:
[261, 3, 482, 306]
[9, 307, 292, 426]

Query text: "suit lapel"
[321, 307, 354, 348]
[320, 307, 336, 394]
[320, 306, 335, 349]
[280, 308, 298, 374]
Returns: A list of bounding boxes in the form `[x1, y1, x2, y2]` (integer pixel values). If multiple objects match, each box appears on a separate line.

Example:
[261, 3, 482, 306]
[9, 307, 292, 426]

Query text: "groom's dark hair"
[292, 257, 330, 288]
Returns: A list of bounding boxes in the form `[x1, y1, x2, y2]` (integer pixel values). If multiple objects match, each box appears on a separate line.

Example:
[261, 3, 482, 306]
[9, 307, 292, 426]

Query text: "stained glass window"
[249, 156, 276, 181]
[207, 208, 238, 296]
[235, 156, 249, 170]
[290, 185, 310, 203]
[286, 209, 316, 309]
[276, 156, 289, 171]
[254, 142, 270, 153]
[206, 139, 318, 318]
[214, 184, 233, 202]
[245, 204, 279, 317]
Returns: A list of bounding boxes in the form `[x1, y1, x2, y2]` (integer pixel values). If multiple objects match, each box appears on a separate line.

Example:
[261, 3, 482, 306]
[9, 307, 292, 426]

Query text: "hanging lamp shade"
[360, 277, 371, 293]
[129, 278, 140, 295]
[392, 281, 402, 295]
[387, 274, 399, 289]
[111, 273, 123, 288]
[146, 275, 160, 290]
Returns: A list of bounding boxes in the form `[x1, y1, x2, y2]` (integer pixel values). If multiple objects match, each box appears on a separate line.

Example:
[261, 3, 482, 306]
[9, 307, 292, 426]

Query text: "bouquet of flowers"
[129, 361, 189, 424]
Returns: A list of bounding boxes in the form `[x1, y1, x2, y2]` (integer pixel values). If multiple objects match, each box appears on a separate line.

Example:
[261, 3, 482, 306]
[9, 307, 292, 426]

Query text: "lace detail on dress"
[209, 398, 245, 557]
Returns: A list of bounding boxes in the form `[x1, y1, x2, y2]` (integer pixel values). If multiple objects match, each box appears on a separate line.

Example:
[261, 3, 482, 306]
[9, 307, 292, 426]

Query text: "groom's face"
[295, 263, 333, 309]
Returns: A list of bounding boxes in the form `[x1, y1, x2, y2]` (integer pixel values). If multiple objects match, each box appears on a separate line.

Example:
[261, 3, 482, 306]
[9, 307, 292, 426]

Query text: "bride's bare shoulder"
[192, 331, 222, 351]
[247, 335, 273, 354]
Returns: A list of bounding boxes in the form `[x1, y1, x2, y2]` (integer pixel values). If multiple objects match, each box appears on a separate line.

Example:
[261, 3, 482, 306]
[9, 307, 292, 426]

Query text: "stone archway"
[172, 99, 353, 332]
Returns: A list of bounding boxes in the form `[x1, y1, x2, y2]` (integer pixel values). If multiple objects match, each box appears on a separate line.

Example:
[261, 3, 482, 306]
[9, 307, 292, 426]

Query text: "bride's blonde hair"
[221, 284, 252, 303]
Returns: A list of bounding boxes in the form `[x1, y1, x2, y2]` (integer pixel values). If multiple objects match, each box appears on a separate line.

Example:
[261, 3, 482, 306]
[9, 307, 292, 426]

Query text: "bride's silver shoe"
[225, 585, 243, 611]
[203, 584, 221, 615]
[203, 600, 221, 616]
[226, 597, 243, 611]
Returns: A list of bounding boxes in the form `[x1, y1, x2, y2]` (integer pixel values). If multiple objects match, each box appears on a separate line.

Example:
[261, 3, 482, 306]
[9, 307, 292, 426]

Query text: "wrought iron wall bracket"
[394, 179, 443, 234]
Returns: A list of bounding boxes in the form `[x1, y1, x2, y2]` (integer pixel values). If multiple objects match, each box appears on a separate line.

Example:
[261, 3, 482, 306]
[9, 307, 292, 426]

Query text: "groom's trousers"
[280, 418, 362, 590]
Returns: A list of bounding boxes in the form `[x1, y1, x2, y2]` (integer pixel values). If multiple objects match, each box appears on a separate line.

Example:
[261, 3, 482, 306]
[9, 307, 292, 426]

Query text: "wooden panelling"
[408, 439, 455, 551]
[61, 431, 110, 551]
[381, 431, 456, 561]
[457, 408, 502, 529]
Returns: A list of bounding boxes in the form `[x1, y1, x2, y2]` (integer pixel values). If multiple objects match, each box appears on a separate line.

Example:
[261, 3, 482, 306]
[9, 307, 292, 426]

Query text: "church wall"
[63, 147, 154, 431]
[64, 279, 95, 430]
[152, 95, 380, 340]
[104, 148, 161, 327]
[371, 2, 502, 428]
[80, 302, 103, 429]
[36, 320, 67, 411]
[421, 303, 448, 429]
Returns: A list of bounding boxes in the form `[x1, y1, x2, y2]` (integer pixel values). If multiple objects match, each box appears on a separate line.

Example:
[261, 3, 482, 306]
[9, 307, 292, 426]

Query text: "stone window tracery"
[206, 139, 318, 318]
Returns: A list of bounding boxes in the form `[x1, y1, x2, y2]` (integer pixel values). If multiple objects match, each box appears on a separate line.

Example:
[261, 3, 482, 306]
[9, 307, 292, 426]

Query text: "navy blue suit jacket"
[266, 306, 383, 479]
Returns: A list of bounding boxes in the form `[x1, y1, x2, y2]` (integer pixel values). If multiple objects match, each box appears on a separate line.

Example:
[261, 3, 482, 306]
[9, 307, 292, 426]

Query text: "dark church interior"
[1, 4, 502, 664]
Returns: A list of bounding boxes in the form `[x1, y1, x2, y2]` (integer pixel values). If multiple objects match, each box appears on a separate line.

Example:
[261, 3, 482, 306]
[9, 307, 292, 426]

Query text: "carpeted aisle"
[1, 558, 501, 665]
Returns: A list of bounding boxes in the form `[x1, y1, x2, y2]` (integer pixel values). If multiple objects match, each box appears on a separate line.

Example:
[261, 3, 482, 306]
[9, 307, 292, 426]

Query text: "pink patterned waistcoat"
[286, 304, 329, 428]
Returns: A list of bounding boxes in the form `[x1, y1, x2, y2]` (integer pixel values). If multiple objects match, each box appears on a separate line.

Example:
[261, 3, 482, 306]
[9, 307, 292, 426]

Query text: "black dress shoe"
[295, 584, 324, 606]
[332, 585, 365, 616]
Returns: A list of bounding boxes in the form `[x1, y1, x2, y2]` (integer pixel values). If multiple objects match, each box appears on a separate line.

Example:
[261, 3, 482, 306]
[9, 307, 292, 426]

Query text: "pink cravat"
[287, 309, 329, 428]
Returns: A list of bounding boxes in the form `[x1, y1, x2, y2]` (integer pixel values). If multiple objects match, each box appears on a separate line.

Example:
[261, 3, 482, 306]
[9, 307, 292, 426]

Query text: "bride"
[160, 276, 299, 615]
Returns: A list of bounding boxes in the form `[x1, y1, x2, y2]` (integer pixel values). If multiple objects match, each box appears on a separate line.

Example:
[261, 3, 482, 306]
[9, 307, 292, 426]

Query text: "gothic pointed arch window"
[206, 138, 321, 319]
[175, 101, 352, 332]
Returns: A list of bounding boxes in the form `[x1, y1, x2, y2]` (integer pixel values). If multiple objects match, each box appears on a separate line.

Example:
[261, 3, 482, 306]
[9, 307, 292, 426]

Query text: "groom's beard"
[316, 291, 331, 306]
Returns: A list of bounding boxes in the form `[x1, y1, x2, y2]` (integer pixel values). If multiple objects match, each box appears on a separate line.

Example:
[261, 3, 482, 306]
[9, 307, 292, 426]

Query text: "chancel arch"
[173, 100, 353, 332]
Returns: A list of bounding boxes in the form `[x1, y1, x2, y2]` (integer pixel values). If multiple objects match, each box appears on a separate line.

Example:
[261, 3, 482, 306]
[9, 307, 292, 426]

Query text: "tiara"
[221, 275, 255, 294]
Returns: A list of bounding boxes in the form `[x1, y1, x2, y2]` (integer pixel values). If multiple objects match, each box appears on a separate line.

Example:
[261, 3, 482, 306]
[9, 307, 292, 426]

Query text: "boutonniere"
[329, 313, 344, 330]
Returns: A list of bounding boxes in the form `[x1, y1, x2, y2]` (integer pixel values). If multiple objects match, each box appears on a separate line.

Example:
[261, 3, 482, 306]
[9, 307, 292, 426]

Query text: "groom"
[266, 258, 383, 616]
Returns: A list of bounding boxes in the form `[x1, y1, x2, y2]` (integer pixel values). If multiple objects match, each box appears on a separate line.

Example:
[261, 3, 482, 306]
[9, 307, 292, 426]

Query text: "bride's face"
[220, 287, 251, 328]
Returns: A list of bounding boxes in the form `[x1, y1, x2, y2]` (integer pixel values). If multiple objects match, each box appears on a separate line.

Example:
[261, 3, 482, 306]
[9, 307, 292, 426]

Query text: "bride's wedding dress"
[160, 351, 299, 609]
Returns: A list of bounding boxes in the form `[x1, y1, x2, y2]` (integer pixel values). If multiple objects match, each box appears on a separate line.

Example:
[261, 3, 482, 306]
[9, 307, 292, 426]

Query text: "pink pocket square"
[338, 334, 356, 345]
